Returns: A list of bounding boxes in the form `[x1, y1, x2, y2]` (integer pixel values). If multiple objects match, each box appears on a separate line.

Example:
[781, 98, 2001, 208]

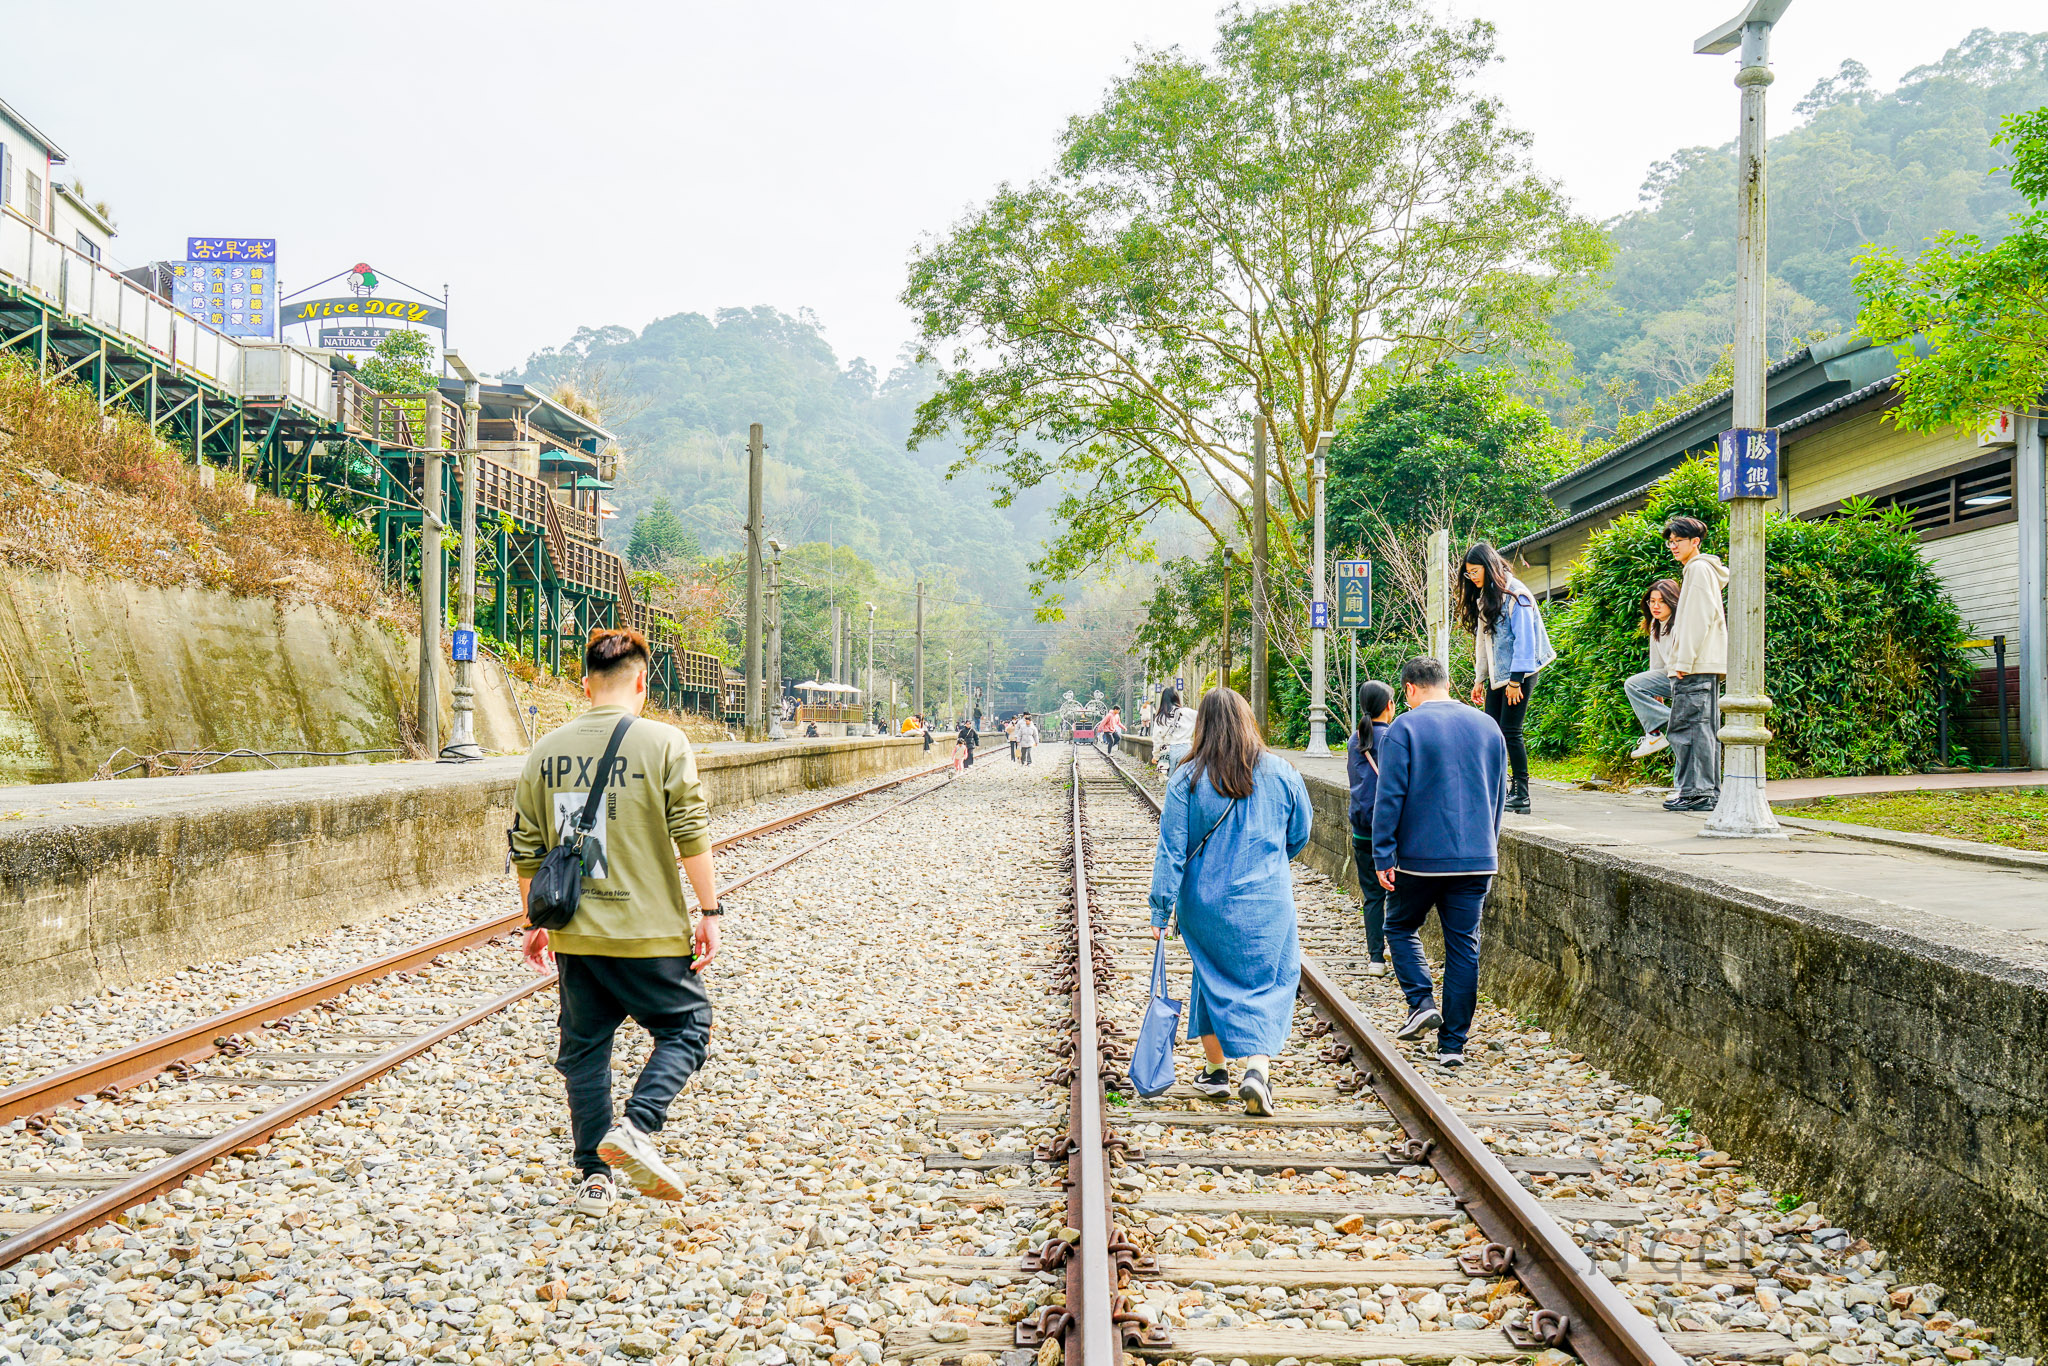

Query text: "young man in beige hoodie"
[1662, 517, 1729, 812]
[512, 628, 724, 1216]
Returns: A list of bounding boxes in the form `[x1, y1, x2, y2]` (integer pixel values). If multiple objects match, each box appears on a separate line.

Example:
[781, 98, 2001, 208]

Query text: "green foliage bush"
[1528, 458, 1970, 778]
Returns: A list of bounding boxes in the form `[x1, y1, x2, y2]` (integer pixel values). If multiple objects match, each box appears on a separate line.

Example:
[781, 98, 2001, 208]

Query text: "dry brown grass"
[0, 357, 406, 625]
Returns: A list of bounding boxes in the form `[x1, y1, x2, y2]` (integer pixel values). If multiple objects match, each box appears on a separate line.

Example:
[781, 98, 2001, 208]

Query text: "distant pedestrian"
[1662, 517, 1728, 812]
[1345, 679, 1397, 978]
[1152, 687, 1195, 776]
[1005, 715, 1020, 761]
[512, 628, 723, 1216]
[1625, 578, 1682, 760]
[1372, 655, 1508, 1069]
[1018, 713, 1040, 765]
[1148, 687, 1312, 1116]
[1459, 542, 1553, 816]
[1102, 706, 1123, 753]
[804, 721, 819, 738]
[955, 719, 977, 768]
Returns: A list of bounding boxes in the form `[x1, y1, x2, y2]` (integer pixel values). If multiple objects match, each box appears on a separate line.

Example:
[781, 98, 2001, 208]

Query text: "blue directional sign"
[451, 629, 477, 662]
[1310, 600, 1330, 630]
[1334, 560, 1372, 630]
[1717, 427, 1779, 501]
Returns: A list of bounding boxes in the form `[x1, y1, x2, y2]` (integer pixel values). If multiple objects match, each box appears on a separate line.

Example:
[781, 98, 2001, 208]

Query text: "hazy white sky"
[6, 0, 2038, 376]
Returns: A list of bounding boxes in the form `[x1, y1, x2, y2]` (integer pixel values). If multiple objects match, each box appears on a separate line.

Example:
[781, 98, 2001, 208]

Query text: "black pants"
[1350, 834, 1387, 962]
[555, 953, 711, 1177]
[1484, 679, 1534, 785]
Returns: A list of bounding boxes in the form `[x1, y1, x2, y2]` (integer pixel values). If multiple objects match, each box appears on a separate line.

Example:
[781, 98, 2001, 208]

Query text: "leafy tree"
[626, 495, 700, 567]
[1528, 458, 1969, 778]
[355, 328, 437, 394]
[1855, 105, 2048, 429]
[904, 0, 1603, 608]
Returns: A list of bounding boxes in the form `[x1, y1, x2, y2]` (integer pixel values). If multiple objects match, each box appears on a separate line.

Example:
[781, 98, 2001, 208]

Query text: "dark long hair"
[1183, 688, 1263, 799]
[1157, 686, 1182, 720]
[1457, 542, 1516, 632]
[1642, 578, 1681, 640]
[1354, 679, 1395, 751]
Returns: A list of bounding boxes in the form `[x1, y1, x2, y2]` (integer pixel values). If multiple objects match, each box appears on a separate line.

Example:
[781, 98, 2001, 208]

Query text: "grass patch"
[1529, 752, 1602, 785]
[1777, 789, 2048, 853]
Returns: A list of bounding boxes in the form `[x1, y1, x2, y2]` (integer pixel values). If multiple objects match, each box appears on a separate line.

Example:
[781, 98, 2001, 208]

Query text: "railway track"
[900, 743, 1800, 1365]
[0, 760, 960, 1266]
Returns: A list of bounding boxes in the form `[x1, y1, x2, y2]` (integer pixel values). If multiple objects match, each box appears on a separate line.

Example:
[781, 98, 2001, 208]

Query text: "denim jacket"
[1480, 578, 1557, 688]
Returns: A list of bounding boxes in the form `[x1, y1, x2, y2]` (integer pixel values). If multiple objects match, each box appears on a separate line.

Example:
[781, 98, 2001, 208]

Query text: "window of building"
[76, 232, 100, 262]
[1809, 454, 2017, 541]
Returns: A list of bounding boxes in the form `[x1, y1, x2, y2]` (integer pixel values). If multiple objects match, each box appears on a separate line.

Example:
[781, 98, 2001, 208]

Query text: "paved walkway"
[1275, 749, 2048, 945]
[1767, 769, 2048, 802]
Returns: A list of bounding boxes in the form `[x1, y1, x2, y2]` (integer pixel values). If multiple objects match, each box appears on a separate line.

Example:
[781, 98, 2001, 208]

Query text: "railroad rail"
[0, 761, 957, 1265]
[1025, 741, 1793, 1366]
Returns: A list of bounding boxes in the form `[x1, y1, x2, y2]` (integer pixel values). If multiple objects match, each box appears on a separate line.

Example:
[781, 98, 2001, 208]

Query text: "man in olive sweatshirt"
[1662, 517, 1730, 813]
[512, 628, 723, 1216]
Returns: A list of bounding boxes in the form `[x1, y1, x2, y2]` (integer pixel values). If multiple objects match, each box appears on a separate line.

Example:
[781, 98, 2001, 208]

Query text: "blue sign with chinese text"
[1334, 560, 1372, 629]
[1717, 427, 1779, 501]
[170, 237, 276, 338]
[451, 629, 476, 662]
[1310, 600, 1329, 630]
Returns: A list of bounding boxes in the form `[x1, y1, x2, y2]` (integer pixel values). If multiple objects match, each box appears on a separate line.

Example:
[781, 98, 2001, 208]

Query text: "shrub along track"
[0, 762, 958, 1266]
[887, 743, 1799, 1365]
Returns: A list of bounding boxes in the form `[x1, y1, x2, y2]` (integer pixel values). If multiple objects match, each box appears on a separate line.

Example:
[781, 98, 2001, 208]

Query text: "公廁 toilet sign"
[1334, 560, 1372, 629]
[1717, 427, 1779, 501]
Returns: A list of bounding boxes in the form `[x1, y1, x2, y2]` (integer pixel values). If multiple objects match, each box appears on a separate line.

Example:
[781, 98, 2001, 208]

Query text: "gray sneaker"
[1396, 1005, 1443, 1040]
[1239, 1067, 1274, 1117]
[569, 1170, 617, 1217]
[596, 1118, 685, 1201]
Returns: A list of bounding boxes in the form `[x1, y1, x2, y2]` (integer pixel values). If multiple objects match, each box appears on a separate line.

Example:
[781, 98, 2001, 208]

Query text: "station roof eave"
[440, 378, 618, 456]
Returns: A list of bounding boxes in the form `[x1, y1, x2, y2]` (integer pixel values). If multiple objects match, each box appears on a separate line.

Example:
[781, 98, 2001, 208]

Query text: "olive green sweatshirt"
[509, 705, 711, 958]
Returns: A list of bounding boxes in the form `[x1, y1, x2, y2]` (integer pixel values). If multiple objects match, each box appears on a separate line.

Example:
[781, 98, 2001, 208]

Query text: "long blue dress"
[1147, 753, 1314, 1057]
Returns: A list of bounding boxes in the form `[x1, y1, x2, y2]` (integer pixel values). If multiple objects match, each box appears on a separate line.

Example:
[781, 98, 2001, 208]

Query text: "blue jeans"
[555, 953, 711, 1177]
[1383, 873, 1491, 1055]
[1350, 834, 1387, 962]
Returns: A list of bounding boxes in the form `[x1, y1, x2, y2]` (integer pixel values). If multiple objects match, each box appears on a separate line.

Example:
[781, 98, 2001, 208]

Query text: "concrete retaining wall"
[1274, 764, 2048, 1351]
[0, 736, 933, 1025]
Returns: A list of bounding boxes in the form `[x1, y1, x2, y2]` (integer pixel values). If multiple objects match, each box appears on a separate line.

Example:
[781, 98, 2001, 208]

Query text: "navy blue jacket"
[1345, 721, 1392, 838]
[1371, 700, 1508, 875]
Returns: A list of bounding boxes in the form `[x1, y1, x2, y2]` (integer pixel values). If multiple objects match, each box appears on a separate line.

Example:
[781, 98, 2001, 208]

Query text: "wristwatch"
[699, 904, 725, 916]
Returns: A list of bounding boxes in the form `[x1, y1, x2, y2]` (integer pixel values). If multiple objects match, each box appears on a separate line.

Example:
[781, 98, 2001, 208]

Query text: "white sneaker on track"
[596, 1118, 685, 1201]
[1395, 1005, 1443, 1040]
[570, 1170, 617, 1217]
[1365, 961, 1389, 977]
[1437, 1052, 1466, 1070]
[1192, 1065, 1231, 1099]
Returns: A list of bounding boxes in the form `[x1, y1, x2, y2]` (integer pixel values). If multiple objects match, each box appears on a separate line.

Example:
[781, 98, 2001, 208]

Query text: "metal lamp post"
[1306, 431, 1335, 755]
[1697, 0, 1790, 838]
[866, 603, 876, 733]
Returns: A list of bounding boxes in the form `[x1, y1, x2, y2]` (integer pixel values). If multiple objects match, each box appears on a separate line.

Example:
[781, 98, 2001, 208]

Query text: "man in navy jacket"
[1371, 655, 1508, 1067]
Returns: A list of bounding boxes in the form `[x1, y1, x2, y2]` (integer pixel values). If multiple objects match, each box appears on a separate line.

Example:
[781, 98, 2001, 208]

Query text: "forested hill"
[1560, 27, 2048, 408]
[510, 307, 1048, 606]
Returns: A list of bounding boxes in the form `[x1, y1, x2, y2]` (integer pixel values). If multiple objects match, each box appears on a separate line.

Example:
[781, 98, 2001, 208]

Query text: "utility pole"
[1221, 547, 1235, 692]
[416, 391, 445, 758]
[866, 603, 877, 732]
[830, 600, 842, 687]
[946, 650, 955, 727]
[744, 423, 765, 740]
[766, 540, 785, 740]
[1697, 0, 1789, 839]
[1307, 431, 1334, 755]
[1250, 415, 1270, 738]
[443, 357, 484, 761]
[914, 580, 925, 719]
[986, 638, 995, 719]
[1426, 528, 1452, 665]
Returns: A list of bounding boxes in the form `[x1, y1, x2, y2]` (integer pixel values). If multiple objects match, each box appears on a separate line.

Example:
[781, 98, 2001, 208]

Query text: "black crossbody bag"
[526, 716, 635, 931]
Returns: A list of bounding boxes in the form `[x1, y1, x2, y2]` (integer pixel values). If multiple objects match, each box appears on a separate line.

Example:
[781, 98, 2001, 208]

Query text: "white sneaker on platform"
[596, 1118, 684, 1202]
[1365, 961, 1389, 977]
[1630, 733, 1669, 759]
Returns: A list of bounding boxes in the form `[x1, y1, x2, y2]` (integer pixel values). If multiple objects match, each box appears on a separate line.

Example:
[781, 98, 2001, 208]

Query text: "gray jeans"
[1624, 670, 1673, 734]
[1667, 674, 1722, 799]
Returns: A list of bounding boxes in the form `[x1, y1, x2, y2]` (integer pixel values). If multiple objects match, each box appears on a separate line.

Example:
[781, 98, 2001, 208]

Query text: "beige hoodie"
[1667, 553, 1729, 676]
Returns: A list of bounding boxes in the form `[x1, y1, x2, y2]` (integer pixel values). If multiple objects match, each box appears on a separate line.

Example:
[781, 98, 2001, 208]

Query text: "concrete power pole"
[1698, 1, 1789, 839]
[1426, 528, 1452, 666]
[1221, 547, 1235, 691]
[417, 393, 445, 758]
[831, 601, 842, 687]
[766, 541, 785, 740]
[914, 580, 925, 719]
[1250, 415, 1270, 738]
[744, 423, 765, 740]
[1306, 431, 1334, 755]
[867, 603, 877, 732]
[444, 359, 484, 761]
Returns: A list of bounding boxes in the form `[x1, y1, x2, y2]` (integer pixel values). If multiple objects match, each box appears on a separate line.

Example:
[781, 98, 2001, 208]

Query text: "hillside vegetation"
[512, 308, 1051, 610]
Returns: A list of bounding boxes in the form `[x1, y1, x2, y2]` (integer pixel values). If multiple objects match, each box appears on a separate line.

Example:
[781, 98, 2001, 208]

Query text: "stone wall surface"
[0, 736, 934, 1026]
[0, 569, 526, 785]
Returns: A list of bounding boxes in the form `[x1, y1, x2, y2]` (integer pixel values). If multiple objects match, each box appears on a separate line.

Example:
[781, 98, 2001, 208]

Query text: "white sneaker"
[1630, 733, 1669, 759]
[569, 1170, 617, 1216]
[1365, 961, 1389, 977]
[596, 1117, 685, 1201]
[1437, 1052, 1466, 1070]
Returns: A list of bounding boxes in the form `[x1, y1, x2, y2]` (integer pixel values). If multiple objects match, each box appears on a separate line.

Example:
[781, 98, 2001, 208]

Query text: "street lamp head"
[1315, 430, 1334, 456]
[1694, 0, 1792, 55]
[767, 538, 782, 556]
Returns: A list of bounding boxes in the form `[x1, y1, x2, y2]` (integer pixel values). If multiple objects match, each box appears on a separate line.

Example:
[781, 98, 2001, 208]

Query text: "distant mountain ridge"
[511, 306, 1049, 608]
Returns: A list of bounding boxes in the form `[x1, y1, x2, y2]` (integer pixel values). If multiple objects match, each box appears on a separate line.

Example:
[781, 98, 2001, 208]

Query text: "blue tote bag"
[1128, 937, 1182, 1098]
